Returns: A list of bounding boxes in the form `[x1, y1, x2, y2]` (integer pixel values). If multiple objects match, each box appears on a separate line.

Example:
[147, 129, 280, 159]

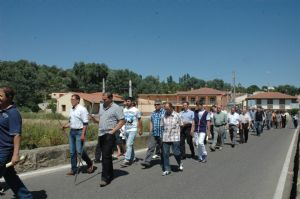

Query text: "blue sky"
[1, 0, 300, 87]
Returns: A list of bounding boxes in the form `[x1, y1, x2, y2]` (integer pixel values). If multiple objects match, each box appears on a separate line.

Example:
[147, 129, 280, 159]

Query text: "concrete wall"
[14, 133, 150, 173]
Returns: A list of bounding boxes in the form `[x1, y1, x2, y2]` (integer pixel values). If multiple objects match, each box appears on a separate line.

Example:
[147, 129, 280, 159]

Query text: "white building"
[246, 92, 298, 110]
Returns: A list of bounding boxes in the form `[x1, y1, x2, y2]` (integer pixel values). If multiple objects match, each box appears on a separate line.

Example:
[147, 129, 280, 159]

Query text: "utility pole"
[232, 71, 236, 105]
[129, 80, 132, 97]
[102, 78, 105, 93]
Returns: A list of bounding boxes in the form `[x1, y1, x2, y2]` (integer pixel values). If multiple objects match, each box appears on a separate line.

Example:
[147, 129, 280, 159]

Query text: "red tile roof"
[176, 87, 227, 95]
[74, 92, 124, 102]
[246, 92, 297, 100]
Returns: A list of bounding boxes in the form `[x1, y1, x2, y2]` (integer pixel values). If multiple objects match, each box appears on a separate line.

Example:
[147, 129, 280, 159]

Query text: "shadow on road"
[31, 190, 47, 199]
[114, 169, 129, 179]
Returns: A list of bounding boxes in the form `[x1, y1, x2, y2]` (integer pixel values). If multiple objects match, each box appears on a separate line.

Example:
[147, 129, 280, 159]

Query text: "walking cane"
[74, 140, 85, 184]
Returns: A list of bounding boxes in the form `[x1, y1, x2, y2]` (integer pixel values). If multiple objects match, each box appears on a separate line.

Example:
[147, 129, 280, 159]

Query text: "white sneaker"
[179, 163, 183, 171]
[152, 154, 159, 159]
[162, 171, 171, 176]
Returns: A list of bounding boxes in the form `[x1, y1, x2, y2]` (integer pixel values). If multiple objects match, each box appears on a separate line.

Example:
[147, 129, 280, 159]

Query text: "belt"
[71, 128, 83, 131]
[229, 124, 237, 127]
[215, 124, 225, 127]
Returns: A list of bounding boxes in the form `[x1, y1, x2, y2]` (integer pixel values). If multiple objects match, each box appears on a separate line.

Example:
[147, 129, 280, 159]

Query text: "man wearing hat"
[141, 99, 165, 168]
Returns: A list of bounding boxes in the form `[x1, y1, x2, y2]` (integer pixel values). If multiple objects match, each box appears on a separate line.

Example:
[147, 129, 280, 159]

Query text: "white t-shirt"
[198, 110, 211, 121]
[124, 106, 141, 132]
[227, 112, 240, 125]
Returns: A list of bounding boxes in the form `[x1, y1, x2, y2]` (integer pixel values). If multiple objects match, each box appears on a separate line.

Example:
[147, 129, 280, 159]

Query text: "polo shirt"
[0, 104, 22, 152]
[98, 103, 124, 136]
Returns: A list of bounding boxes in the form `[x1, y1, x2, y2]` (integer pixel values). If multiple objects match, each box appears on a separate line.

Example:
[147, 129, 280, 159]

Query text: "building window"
[181, 97, 186, 103]
[199, 97, 205, 104]
[267, 99, 273, 104]
[279, 99, 285, 104]
[191, 97, 195, 104]
[209, 97, 216, 105]
[256, 99, 261, 105]
[62, 105, 66, 112]
[292, 99, 297, 103]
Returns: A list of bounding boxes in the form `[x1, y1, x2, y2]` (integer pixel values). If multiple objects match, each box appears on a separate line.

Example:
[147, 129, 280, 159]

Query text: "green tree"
[246, 85, 261, 94]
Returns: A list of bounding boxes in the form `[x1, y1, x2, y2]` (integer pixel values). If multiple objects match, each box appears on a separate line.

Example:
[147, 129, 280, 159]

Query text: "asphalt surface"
[1, 126, 297, 199]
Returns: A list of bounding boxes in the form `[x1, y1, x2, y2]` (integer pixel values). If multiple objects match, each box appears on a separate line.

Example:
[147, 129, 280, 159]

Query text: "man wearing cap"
[141, 99, 165, 168]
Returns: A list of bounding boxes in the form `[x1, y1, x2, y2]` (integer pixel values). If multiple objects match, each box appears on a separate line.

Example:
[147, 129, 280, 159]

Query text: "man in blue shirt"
[179, 101, 195, 159]
[0, 86, 32, 199]
[141, 99, 165, 168]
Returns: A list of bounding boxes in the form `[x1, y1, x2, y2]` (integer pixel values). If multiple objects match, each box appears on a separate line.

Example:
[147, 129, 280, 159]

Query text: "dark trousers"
[95, 136, 102, 161]
[294, 119, 298, 128]
[0, 153, 32, 199]
[180, 124, 195, 158]
[100, 133, 115, 183]
[240, 123, 249, 143]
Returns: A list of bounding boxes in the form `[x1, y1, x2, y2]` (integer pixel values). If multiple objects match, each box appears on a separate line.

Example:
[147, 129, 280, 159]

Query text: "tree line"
[0, 60, 299, 112]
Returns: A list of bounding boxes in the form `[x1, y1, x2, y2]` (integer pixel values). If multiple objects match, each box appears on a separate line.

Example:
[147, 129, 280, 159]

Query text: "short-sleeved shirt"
[0, 104, 22, 152]
[227, 112, 240, 125]
[124, 106, 141, 132]
[179, 109, 194, 124]
[69, 104, 89, 129]
[151, 108, 165, 137]
[239, 112, 251, 124]
[162, 111, 182, 142]
[99, 103, 124, 136]
[213, 111, 227, 126]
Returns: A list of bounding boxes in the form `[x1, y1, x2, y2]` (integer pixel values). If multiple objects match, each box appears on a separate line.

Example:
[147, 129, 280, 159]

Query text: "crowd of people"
[0, 88, 299, 198]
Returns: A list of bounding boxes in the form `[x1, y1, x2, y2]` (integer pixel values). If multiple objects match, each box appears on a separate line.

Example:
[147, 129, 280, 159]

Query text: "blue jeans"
[124, 131, 137, 161]
[69, 129, 92, 172]
[162, 141, 181, 172]
[0, 151, 32, 199]
[255, 121, 263, 136]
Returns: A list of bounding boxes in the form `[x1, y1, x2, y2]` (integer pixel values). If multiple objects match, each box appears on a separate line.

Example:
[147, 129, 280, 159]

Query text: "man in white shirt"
[227, 107, 240, 148]
[63, 94, 94, 175]
[239, 108, 251, 143]
[121, 97, 143, 167]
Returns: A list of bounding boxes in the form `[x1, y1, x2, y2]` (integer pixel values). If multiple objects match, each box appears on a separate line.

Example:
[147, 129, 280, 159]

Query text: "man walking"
[90, 92, 125, 187]
[227, 107, 240, 147]
[254, 106, 264, 136]
[239, 108, 251, 143]
[210, 105, 227, 151]
[0, 86, 33, 199]
[63, 94, 94, 176]
[141, 100, 164, 168]
[161, 102, 183, 175]
[121, 97, 143, 167]
[179, 101, 195, 159]
[191, 101, 211, 162]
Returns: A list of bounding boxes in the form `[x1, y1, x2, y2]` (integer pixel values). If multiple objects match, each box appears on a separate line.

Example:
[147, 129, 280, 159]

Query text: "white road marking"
[273, 127, 299, 199]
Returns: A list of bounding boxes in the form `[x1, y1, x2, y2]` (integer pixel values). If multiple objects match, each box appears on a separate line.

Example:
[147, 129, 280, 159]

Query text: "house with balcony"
[246, 92, 298, 110]
[138, 87, 230, 116]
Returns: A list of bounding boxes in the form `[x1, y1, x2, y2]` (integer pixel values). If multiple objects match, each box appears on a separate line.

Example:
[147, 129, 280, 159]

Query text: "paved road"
[1, 127, 297, 199]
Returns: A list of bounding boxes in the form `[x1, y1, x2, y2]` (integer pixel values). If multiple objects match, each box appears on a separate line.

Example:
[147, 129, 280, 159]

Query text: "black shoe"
[209, 145, 216, 151]
[100, 180, 110, 187]
[141, 162, 151, 168]
[231, 144, 235, 148]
